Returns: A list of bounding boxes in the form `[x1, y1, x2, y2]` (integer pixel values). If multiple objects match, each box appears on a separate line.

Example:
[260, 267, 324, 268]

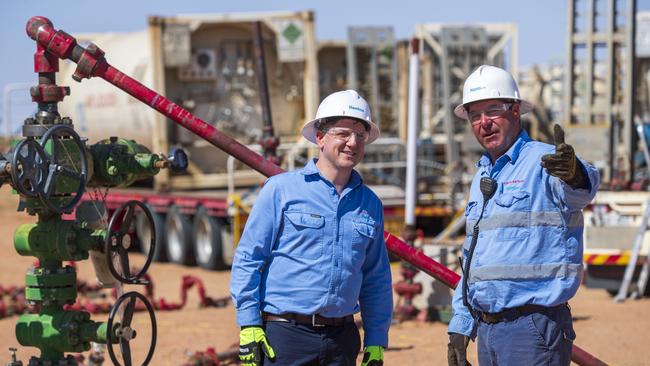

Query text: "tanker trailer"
[57, 11, 319, 269]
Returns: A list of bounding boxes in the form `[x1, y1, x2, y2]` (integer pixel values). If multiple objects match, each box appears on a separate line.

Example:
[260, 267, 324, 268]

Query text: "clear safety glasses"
[467, 103, 513, 125]
[325, 127, 369, 144]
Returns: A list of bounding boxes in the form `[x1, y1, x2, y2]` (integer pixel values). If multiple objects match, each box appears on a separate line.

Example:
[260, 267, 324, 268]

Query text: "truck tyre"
[135, 204, 167, 262]
[220, 218, 235, 267]
[165, 205, 195, 265]
[193, 206, 227, 270]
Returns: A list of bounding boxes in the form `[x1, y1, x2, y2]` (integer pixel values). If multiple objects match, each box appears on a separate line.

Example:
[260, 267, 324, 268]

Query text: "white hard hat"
[453, 65, 533, 119]
[301, 89, 380, 144]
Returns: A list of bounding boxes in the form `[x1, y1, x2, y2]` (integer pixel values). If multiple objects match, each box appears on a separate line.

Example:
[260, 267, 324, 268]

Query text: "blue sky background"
[1, 0, 649, 112]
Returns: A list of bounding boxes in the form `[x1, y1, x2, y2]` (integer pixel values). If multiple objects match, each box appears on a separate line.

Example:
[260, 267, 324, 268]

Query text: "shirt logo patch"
[358, 210, 375, 224]
[503, 179, 525, 191]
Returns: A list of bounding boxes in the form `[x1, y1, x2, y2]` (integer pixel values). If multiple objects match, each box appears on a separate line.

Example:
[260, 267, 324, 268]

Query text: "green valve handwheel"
[11, 137, 48, 197]
[106, 200, 156, 285]
[39, 124, 88, 214]
[106, 291, 157, 366]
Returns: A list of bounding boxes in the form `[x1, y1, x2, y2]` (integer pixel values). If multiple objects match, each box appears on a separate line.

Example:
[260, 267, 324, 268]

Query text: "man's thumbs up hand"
[552, 123, 565, 147]
[541, 124, 587, 189]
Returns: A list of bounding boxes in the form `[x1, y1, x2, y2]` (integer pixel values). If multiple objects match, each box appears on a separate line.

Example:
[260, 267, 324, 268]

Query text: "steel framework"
[564, 0, 637, 183]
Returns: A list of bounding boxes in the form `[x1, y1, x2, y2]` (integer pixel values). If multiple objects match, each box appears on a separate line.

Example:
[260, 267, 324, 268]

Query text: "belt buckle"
[480, 312, 499, 324]
[312, 314, 325, 327]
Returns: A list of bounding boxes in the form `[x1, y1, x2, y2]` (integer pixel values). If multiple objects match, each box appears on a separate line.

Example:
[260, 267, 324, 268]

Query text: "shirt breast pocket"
[350, 219, 375, 262]
[493, 191, 531, 240]
[281, 211, 325, 259]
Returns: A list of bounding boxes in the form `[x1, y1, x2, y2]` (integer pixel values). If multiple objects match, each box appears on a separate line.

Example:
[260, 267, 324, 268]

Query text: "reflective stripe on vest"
[466, 211, 583, 235]
[469, 263, 583, 284]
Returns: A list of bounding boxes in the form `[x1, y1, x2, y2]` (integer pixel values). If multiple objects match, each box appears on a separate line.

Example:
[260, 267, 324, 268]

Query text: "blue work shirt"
[230, 158, 393, 347]
[449, 130, 600, 337]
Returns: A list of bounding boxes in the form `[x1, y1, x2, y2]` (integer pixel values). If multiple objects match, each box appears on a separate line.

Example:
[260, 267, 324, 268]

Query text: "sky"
[1, 0, 649, 122]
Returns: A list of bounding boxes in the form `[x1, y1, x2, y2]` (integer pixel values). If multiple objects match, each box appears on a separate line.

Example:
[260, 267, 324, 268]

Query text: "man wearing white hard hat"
[447, 65, 600, 366]
[231, 90, 391, 366]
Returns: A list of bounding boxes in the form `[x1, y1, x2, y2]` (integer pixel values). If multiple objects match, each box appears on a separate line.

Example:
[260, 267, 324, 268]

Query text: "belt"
[478, 304, 565, 324]
[262, 312, 354, 327]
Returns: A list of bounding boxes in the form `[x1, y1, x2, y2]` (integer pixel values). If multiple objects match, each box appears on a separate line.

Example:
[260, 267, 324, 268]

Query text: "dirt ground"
[0, 185, 648, 365]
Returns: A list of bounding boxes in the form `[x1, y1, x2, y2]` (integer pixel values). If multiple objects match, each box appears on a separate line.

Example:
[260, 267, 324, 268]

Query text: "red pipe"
[571, 344, 608, 366]
[384, 232, 460, 288]
[25, 16, 607, 366]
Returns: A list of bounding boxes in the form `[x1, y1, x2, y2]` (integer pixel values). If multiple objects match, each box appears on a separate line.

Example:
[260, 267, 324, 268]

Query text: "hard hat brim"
[301, 116, 380, 144]
[454, 98, 534, 119]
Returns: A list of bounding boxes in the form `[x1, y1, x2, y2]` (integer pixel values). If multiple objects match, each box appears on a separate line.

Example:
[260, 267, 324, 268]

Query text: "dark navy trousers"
[262, 320, 361, 365]
[476, 304, 576, 366]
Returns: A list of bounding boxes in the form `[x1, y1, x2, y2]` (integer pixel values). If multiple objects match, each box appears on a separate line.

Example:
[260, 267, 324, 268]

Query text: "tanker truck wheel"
[220, 218, 235, 268]
[135, 204, 167, 262]
[165, 205, 195, 266]
[193, 206, 226, 270]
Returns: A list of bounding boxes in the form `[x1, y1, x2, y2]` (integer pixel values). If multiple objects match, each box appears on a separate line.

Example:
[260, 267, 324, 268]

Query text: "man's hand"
[447, 333, 471, 366]
[541, 124, 587, 189]
[361, 345, 384, 366]
[239, 326, 275, 365]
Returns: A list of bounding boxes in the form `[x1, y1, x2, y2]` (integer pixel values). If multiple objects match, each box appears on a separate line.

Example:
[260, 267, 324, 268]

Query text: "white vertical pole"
[405, 38, 420, 228]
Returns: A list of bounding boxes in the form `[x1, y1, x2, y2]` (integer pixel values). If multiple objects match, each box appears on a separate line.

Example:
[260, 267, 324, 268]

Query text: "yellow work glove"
[361, 345, 384, 366]
[239, 326, 275, 366]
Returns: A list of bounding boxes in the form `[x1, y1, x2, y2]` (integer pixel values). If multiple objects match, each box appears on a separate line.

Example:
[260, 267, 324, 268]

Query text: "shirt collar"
[300, 158, 321, 176]
[300, 158, 363, 189]
[476, 129, 531, 168]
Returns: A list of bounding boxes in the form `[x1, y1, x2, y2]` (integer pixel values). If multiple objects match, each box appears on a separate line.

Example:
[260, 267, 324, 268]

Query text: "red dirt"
[0, 186, 648, 365]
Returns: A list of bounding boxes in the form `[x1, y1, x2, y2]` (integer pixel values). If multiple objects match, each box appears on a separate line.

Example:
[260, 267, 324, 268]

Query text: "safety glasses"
[325, 127, 369, 144]
[467, 103, 513, 125]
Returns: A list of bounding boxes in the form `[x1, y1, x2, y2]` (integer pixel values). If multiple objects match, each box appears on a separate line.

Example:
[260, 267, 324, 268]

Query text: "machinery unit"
[57, 11, 319, 191]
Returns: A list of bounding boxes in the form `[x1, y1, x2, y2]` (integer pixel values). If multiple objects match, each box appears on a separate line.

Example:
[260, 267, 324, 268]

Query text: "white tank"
[56, 12, 319, 190]
[58, 31, 157, 149]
